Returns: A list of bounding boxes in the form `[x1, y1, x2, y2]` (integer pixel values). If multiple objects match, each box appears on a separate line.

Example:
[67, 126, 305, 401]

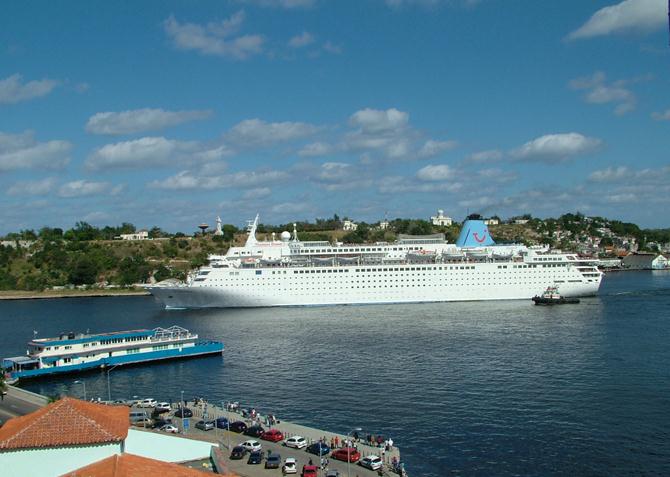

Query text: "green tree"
[68, 256, 99, 285]
[117, 255, 151, 285]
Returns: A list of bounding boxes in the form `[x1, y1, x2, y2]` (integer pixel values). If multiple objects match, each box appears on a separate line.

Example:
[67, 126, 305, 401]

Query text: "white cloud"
[0, 74, 58, 104]
[349, 108, 409, 134]
[567, 0, 666, 40]
[651, 109, 670, 121]
[569, 71, 640, 115]
[86, 136, 195, 170]
[7, 177, 57, 196]
[511, 133, 602, 163]
[226, 118, 319, 146]
[164, 12, 264, 60]
[149, 168, 290, 190]
[417, 139, 458, 158]
[86, 108, 213, 135]
[416, 164, 452, 181]
[288, 31, 315, 48]
[322, 41, 343, 54]
[589, 166, 630, 182]
[58, 180, 113, 198]
[236, 0, 315, 8]
[466, 149, 503, 163]
[243, 187, 272, 199]
[298, 142, 333, 157]
[0, 131, 71, 172]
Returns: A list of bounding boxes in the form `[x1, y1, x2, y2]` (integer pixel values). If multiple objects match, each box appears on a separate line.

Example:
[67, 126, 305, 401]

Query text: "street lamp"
[73, 380, 86, 400]
[346, 427, 362, 477]
[222, 401, 231, 450]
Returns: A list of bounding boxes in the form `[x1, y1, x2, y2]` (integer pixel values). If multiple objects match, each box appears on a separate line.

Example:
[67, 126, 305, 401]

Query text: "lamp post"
[181, 390, 186, 434]
[73, 380, 86, 400]
[346, 427, 362, 477]
[106, 365, 118, 402]
[222, 401, 231, 450]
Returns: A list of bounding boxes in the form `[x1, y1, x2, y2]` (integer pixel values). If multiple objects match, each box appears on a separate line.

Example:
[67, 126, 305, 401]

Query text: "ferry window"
[46, 347, 51, 350]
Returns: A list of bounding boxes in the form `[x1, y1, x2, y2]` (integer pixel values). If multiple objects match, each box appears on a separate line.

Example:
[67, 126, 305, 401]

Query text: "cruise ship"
[147, 215, 603, 309]
[2, 326, 223, 380]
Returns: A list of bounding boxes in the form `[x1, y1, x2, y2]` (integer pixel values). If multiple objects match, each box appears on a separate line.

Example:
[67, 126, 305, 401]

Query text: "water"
[1, 271, 669, 476]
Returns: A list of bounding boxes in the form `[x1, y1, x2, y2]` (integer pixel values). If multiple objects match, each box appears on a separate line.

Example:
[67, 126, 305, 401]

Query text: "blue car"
[307, 442, 331, 456]
[215, 417, 229, 429]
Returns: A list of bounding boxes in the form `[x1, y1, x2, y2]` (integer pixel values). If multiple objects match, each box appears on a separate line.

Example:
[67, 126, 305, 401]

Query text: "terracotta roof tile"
[0, 397, 129, 450]
[61, 453, 216, 477]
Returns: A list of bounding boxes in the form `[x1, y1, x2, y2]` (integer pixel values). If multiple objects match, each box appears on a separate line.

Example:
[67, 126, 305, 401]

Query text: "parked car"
[154, 402, 171, 413]
[301, 465, 318, 477]
[230, 446, 246, 460]
[159, 424, 179, 434]
[129, 411, 148, 422]
[285, 435, 307, 449]
[247, 450, 263, 465]
[195, 420, 215, 431]
[152, 417, 172, 429]
[244, 425, 265, 437]
[261, 428, 284, 442]
[173, 407, 193, 418]
[137, 398, 157, 408]
[265, 453, 281, 469]
[331, 447, 361, 463]
[215, 417, 229, 429]
[359, 455, 383, 470]
[282, 457, 297, 475]
[241, 440, 262, 453]
[307, 442, 331, 456]
[131, 417, 153, 427]
[325, 471, 340, 477]
[229, 421, 248, 433]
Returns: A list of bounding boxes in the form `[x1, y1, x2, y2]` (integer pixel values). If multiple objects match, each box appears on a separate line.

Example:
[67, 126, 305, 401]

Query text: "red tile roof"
[0, 397, 129, 450]
[61, 453, 214, 477]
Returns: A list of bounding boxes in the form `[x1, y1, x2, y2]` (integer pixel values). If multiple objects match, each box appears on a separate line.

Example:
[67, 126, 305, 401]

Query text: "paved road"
[0, 386, 46, 425]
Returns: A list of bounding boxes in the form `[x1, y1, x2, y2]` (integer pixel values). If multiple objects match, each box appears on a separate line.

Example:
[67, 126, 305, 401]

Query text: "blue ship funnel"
[456, 215, 495, 247]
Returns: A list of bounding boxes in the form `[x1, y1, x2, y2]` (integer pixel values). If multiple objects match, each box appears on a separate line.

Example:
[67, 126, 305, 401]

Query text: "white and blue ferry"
[2, 325, 223, 380]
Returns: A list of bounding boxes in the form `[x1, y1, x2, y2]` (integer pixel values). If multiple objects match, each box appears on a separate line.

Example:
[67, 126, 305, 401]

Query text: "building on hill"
[431, 209, 452, 226]
[343, 220, 358, 231]
[214, 216, 223, 236]
[118, 230, 149, 241]
[622, 253, 669, 270]
[379, 218, 390, 230]
[484, 218, 499, 226]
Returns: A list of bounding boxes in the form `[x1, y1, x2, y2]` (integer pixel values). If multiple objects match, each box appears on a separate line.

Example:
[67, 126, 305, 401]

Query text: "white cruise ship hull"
[148, 262, 601, 309]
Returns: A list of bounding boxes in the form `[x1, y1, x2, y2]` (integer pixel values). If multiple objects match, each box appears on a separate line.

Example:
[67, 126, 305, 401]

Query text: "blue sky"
[1, 0, 669, 233]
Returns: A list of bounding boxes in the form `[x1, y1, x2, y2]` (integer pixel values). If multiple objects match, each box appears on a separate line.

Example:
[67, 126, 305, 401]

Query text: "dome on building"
[280, 231, 291, 241]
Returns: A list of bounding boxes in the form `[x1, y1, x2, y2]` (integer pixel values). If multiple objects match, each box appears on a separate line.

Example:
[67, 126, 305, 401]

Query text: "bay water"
[1, 271, 669, 476]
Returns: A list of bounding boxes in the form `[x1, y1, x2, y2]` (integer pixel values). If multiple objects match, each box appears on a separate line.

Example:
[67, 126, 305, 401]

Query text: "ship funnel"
[456, 214, 495, 247]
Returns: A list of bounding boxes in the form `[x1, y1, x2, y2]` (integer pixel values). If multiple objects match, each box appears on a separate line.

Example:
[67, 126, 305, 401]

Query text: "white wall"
[124, 429, 215, 462]
[0, 443, 120, 477]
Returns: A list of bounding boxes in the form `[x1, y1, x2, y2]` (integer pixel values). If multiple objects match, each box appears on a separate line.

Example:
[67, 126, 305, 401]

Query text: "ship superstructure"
[147, 215, 603, 309]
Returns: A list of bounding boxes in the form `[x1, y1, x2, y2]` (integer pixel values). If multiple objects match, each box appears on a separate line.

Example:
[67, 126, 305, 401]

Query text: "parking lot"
[129, 401, 404, 477]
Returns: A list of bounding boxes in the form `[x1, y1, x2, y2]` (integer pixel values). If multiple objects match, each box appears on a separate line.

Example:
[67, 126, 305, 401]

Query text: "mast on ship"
[245, 214, 260, 247]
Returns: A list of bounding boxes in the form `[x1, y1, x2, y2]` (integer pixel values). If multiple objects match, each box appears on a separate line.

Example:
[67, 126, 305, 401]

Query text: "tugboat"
[532, 286, 580, 305]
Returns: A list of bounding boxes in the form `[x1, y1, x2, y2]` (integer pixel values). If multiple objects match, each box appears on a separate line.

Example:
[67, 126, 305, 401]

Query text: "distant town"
[1, 210, 668, 294]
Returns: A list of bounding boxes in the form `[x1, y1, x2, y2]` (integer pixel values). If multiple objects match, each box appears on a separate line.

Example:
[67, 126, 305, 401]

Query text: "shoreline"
[0, 289, 150, 301]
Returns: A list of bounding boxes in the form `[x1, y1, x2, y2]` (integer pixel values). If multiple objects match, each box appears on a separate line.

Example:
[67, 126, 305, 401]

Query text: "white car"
[359, 455, 383, 470]
[284, 435, 307, 449]
[241, 440, 262, 452]
[282, 457, 297, 474]
[155, 402, 171, 412]
[137, 398, 157, 408]
[159, 424, 179, 434]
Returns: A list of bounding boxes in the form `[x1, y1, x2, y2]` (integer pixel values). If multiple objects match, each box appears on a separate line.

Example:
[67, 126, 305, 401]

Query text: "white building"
[513, 219, 529, 225]
[119, 230, 149, 241]
[622, 253, 669, 270]
[379, 219, 390, 230]
[214, 216, 223, 236]
[431, 209, 453, 227]
[484, 218, 499, 226]
[343, 220, 358, 231]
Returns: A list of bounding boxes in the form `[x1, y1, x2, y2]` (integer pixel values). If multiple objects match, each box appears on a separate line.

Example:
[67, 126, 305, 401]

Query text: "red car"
[301, 465, 318, 477]
[260, 428, 284, 442]
[331, 447, 361, 463]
